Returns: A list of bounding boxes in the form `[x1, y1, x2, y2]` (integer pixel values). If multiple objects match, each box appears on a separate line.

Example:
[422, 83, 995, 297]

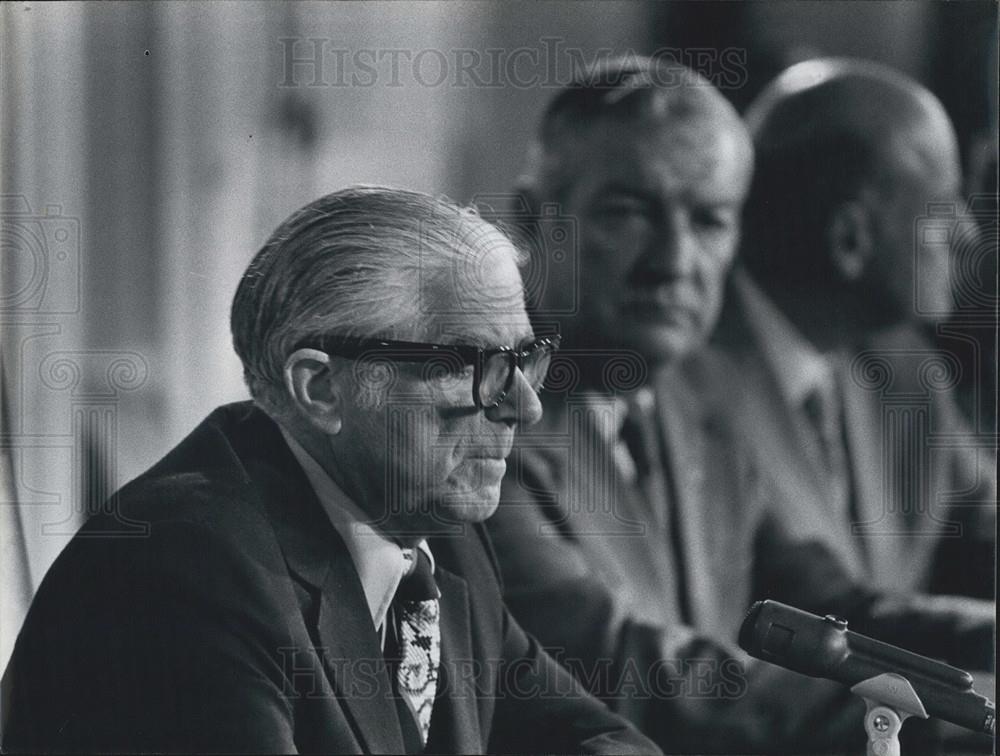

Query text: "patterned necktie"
[801, 375, 851, 520]
[394, 548, 441, 746]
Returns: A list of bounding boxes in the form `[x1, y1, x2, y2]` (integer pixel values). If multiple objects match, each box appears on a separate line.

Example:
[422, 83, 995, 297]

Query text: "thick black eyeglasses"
[295, 334, 561, 409]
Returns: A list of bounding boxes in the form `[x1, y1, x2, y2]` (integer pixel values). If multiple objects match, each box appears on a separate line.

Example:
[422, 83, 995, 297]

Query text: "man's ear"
[827, 200, 875, 282]
[283, 348, 344, 435]
[515, 180, 542, 217]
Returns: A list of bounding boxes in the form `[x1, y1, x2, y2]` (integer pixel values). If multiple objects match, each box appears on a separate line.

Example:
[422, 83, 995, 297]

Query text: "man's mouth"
[467, 443, 513, 462]
[621, 288, 698, 323]
[463, 457, 508, 481]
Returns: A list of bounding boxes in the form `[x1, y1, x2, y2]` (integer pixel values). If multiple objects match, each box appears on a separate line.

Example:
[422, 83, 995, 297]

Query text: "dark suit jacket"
[1, 402, 658, 754]
[488, 341, 994, 753]
[712, 268, 996, 603]
[487, 352, 881, 754]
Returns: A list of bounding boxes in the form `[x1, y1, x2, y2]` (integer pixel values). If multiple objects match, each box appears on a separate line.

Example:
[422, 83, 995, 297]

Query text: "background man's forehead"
[561, 123, 750, 200]
[556, 112, 748, 173]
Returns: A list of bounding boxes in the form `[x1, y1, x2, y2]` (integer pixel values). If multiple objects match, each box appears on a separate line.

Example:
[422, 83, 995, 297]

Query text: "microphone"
[739, 600, 995, 737]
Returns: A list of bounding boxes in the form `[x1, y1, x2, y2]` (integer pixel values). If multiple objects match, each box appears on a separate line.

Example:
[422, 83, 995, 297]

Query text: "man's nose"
[639, 211, 699, 279]
[485, 368, 543, 427]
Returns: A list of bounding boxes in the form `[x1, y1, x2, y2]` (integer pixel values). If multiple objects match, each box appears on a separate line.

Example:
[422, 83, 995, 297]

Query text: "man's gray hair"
[231, 185, 524, 411]
[520, 56, 752, 202]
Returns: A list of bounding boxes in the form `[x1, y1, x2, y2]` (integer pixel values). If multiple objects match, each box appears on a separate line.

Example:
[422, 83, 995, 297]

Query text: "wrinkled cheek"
[446, 458, 505, 498]
[583, 240, 632, 283]
[446, 464, 480, 494]
[700, 284, 725, 331]
[916, 253, 953, 317]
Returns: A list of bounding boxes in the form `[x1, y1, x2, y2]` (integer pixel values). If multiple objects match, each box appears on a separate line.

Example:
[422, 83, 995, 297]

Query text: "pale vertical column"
[1, 1, 88, 669]
[156, 1, 281, 445]
[1, 6, 37, 675]
[292, 2, 472, 195]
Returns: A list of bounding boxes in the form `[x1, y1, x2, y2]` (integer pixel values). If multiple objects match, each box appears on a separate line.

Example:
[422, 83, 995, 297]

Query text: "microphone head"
[738, 600, 766, 655]
[739, 600, 997, 737]
[738, 599, 850, 678]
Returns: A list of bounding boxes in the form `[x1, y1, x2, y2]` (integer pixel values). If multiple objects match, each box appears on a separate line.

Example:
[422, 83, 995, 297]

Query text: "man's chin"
[430, 473, 501, 523]
[439, 497, 501, 524]
[626, 324, 698, 368]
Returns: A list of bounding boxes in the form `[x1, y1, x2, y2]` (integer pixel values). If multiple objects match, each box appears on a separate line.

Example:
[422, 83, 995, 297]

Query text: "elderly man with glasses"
[1, 186, 656, 755]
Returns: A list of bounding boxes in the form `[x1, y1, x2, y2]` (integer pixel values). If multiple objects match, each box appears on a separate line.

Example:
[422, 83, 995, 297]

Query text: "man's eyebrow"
[592, 184, 656, 202]
[437, 334, 508, 350]
[460, 335, 537, 351]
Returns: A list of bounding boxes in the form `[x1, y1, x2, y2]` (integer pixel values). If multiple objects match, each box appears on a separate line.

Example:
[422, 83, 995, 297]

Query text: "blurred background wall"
[2, 0, 996, 672]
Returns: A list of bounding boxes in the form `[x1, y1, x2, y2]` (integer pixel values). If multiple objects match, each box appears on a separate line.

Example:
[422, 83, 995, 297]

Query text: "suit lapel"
[720, 287, 870, 577]
[425, 566, 482, 754]
[840, 368, 884, 575]
[230, 408, 405, 754]
[314, 551, 405, 755]
[842, 339, 950, 588]
[654, 371, 713, 629]
[719, 269, 851, 523]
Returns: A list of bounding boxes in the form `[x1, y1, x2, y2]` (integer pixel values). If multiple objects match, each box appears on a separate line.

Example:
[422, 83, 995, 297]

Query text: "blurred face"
[549, 114, 751, 371]
[334, 243, 543, 537]
[869, 121, 963, 324]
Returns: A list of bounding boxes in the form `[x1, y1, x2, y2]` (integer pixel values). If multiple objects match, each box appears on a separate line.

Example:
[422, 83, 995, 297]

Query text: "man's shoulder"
[430, 522, 505, 589]
[87, 401, 276, 535]
[31, 401, 301, 610]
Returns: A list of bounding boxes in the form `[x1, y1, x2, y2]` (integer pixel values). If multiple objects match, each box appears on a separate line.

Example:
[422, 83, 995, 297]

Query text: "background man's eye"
[691, 207, 734, 231]
[594, 200, 652, 225]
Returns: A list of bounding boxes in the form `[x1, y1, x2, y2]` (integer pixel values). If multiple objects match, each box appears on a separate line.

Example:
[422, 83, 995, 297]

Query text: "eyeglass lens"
[480, 352, 515, 406]
[478, 344, 555, 406]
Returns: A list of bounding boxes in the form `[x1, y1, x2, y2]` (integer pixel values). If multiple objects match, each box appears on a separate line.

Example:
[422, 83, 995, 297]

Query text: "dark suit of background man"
[1, 187, 659, 754]
[715, 57, 996, 631]
[710, 57, 997, 751]
[486, 58, 996, 754]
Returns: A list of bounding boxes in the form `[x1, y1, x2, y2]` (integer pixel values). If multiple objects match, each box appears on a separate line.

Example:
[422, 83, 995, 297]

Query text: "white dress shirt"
[738, 277, 838, 410]
[280, 428, 434, 640]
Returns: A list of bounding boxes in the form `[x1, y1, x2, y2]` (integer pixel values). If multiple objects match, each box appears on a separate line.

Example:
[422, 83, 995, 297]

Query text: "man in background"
[717, 57, 996, 637]
[487, 57, 994, 754]
[2, 186, 657, 754]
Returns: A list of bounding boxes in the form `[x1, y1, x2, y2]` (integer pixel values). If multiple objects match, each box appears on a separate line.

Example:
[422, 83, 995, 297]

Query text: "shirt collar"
[279, 428, 434, 633]
[577, 387, 656, 446]
[740, 278, 836, 407]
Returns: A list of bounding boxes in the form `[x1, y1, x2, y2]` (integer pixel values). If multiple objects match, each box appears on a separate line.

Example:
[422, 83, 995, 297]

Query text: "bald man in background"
[716, 58, 996, 611]
[712, 63, 995, 751]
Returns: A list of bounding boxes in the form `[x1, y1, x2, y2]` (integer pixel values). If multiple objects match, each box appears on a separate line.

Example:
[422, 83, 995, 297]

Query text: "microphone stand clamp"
[851, 673, 929, 756]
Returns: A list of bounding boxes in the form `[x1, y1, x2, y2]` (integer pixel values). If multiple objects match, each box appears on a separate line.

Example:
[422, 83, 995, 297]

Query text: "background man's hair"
[230, 185, 524, 412]
[521, 55, 750, 203]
